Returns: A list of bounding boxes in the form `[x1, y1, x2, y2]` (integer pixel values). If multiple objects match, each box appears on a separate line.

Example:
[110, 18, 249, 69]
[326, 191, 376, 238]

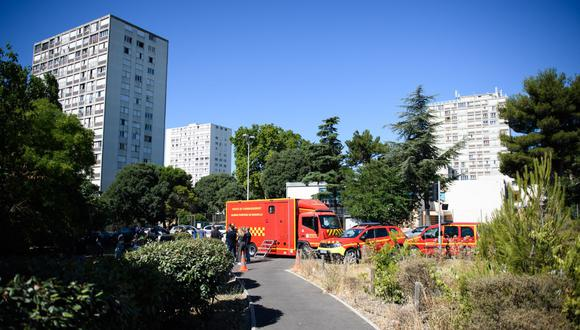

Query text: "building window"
[145, 112, 153, 119]
[147, 68, 154, 75]
[124, 47, 130, 54]
[144, 135, 152, 142]
[148, 56, 154, 64]
[135, 75, 142, 82]
[119, 143, 126, 150]
[124, 35, 132, 43]
[148, 45, 155, 53]
[136, 40, 144, 48]
[99, 30, 109, 38]
[145, 123, 152, 131]
[135, 98, 141, 105]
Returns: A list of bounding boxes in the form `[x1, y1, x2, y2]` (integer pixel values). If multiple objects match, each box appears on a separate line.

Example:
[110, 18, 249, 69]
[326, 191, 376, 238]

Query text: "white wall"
[444, 175, 512, 222]
[286, 182, 326, 199]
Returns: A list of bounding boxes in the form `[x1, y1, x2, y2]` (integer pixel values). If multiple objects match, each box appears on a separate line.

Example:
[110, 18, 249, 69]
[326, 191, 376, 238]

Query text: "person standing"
[114, 234, 125, 259]
[243, 227, 252, 263]
[210, 225, 223, 240]
[237, 227, 246, 263]
[225, 224, 237, 260]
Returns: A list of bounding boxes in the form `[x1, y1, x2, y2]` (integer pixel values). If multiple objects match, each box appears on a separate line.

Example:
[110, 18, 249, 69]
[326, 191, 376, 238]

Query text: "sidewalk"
[237, 258, 375, 330]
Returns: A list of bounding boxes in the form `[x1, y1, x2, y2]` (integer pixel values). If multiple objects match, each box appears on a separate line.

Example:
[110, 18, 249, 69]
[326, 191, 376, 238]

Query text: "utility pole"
[242, 133, 255, 200]
[437, 180, 442, 255]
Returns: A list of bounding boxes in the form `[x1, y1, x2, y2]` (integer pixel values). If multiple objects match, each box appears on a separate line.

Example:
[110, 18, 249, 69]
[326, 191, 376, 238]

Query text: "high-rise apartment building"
[429, 89, 509, 180]
[164, 123, 232, 186]
[32, 15, 168, 190]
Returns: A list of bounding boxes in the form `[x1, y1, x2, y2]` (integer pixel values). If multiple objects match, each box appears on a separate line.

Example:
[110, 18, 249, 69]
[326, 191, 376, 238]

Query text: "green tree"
[345, 129, 387, 167]
[103, 164, 194, 227]
[193, 174, 245, 214]
[499, 69, 580, 207]
[391, 86, 463, 222]
[231, 124, 305, 198]
[303, 116, 345, 203]
[342, 160, 412, 224]
[261, 148, 312, 198]
[0, 47, 96, 254]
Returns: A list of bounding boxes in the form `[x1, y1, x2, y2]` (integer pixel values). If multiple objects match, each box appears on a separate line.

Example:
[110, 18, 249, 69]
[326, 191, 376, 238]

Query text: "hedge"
[0, 238, 234, 328]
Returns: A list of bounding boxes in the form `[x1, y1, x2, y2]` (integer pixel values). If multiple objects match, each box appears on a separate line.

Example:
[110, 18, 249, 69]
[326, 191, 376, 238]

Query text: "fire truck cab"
[226, 198, 342, 257]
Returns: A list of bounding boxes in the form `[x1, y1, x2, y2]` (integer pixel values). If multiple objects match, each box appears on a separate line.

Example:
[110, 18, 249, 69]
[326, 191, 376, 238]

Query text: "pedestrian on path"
[237, 227, 246, 263]
[226, 224, 237, 259]
[243, 227, 252, 263]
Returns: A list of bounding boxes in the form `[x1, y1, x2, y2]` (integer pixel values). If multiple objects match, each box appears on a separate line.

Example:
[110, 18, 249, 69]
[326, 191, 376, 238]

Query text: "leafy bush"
[396, 257, 439, 298]
[561, 236, 580, 326]
[173, 232, 192, 240]
[0, 275, 112, 329]
[373, 245, 404, 303]
[457, 273, 574, 329]
[125, 238, 233, 314]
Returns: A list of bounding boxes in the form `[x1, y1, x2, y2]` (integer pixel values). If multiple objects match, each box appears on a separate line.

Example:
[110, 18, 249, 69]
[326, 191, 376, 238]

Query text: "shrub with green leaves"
[0, 275, 111, 329]
[125, 238, 233, 314]
[373, 245, 404, 303]
[457, 273, 574, 329]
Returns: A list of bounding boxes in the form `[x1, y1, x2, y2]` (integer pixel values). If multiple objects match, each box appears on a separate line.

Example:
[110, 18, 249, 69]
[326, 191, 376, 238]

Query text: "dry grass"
[294, 258, 424, 330]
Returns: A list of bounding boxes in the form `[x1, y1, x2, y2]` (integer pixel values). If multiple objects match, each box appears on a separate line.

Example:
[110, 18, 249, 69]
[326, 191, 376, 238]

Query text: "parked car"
[405, 225, 428, 238]
[318, 223, 406, 263]
[203, 224, 226, 238]
[405, 222, 478, 255]
[144, 226, 170, 241]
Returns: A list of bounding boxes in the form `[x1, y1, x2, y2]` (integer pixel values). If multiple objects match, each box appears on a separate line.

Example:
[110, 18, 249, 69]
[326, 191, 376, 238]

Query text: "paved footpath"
[238, 258, 375, 330]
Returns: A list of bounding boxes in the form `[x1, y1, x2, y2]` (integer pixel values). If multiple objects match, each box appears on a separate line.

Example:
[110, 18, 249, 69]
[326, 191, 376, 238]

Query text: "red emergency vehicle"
[405, 222, 478, 255]
[226, 198, 343, 257]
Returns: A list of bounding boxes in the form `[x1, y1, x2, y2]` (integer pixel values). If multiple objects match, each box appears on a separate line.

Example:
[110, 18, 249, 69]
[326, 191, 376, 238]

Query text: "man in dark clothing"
[210, 225, 223, 240]
[225, 224, 237, 259]
[243, 228, 252, 263]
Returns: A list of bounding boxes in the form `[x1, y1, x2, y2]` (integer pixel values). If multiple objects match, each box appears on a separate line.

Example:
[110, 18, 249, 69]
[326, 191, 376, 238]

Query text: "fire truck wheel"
[300, 243, 314, 257]
[344, 249, 358, 264]
[248, 243, 257, 257]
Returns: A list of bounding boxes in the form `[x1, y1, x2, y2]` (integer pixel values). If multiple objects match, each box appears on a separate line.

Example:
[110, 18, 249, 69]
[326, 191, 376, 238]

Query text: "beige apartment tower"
[32, 15, 168, 190]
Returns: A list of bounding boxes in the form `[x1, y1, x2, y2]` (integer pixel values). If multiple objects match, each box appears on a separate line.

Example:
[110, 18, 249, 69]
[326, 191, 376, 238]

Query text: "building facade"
[429, 89, 509, 180]
[164, 123, 232, 186]
[427, 90, 512, 223]
[32, 15, 168, 190]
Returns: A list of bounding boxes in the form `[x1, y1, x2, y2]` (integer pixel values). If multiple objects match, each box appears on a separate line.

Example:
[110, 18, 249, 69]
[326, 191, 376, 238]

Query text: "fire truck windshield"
[319, 215, 341, 229]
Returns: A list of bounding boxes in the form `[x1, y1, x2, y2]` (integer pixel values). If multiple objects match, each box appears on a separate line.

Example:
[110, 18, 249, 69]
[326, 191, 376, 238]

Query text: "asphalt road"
[237, 257, 375, 330]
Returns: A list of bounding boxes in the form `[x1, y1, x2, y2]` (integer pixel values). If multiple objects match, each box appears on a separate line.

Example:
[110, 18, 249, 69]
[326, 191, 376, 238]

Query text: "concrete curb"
[235, 274, 256, 330]
[285, 269, 380, 330]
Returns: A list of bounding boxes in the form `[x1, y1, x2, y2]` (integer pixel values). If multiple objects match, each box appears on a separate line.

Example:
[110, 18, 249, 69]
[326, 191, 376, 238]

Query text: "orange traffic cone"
[292, 249, 301, 272]
[239, 253, 248, 272]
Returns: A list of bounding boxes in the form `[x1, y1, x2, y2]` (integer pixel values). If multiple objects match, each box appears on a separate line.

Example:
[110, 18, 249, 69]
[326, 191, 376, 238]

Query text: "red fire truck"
[226, 198, 343, 257]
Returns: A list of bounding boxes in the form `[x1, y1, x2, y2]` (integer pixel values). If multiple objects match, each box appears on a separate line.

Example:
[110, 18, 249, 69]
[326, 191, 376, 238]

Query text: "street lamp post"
[242, 134, 255, 200]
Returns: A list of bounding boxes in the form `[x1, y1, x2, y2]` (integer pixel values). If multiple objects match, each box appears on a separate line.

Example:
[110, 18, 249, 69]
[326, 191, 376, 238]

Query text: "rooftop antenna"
[454, 90, 460, 98]
[495, 87, 499, 96]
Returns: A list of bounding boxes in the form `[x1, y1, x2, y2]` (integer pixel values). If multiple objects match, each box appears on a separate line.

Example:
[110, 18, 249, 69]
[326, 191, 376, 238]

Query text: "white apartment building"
[430, 89, 509, 180]
[427, 89, 513, 223]
[32, 15, 168, 190]
[164, 123, 232, 186]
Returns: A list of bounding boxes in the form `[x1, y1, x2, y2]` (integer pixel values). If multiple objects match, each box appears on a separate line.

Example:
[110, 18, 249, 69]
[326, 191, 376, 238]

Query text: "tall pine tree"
[499, 69, 580, 208]
[391, 86, 463, 223]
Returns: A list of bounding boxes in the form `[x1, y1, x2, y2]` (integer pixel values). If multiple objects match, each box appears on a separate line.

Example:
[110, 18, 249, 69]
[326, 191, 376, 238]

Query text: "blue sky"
[2, 0, 579, 143]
